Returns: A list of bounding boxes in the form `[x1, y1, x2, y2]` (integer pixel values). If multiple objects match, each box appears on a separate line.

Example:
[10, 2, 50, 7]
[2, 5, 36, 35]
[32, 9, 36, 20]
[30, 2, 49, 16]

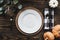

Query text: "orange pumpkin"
[52, 25, 60, 38]
[44, 32, 54, 40]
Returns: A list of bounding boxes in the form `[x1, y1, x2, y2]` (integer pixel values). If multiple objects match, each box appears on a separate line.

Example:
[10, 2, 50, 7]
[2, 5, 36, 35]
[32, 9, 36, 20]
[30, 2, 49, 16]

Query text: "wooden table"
[0, 0, 60, 40]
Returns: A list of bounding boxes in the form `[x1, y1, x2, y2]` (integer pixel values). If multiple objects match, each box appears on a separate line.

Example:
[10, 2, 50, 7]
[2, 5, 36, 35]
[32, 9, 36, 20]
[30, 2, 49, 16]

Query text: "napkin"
[44, 8, 54, 30]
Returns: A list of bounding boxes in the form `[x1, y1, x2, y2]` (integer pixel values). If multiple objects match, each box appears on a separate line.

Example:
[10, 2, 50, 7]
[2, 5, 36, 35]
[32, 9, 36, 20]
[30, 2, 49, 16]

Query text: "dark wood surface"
[0, 0, 60, 40]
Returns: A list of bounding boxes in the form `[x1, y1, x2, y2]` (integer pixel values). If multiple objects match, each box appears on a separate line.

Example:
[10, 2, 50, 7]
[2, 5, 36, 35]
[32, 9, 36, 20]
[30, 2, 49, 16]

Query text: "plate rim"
[15, 7, 44, 36]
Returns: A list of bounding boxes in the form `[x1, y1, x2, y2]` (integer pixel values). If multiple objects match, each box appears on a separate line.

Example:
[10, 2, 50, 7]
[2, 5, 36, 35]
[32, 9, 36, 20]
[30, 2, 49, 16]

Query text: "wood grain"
[0, 0, 60, 40]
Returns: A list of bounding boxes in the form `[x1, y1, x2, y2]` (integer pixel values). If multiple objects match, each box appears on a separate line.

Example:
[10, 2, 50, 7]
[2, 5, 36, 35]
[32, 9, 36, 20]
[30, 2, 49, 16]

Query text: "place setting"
[15, 0, 59, 37]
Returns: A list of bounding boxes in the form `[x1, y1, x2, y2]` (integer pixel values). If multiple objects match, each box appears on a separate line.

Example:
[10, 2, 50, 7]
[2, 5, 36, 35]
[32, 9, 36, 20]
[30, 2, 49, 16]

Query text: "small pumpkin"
[44, 32, 54, 40]
[52, 25, 60, 38]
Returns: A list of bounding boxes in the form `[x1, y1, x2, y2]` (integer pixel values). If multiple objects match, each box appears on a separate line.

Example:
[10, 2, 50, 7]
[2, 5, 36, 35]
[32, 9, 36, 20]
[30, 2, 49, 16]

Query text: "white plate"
[16, 7, 43, 34]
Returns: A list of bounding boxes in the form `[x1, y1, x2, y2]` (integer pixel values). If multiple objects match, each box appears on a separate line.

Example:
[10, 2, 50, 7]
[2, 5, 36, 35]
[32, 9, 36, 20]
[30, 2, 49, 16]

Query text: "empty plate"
[15, 7, 43, 35]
